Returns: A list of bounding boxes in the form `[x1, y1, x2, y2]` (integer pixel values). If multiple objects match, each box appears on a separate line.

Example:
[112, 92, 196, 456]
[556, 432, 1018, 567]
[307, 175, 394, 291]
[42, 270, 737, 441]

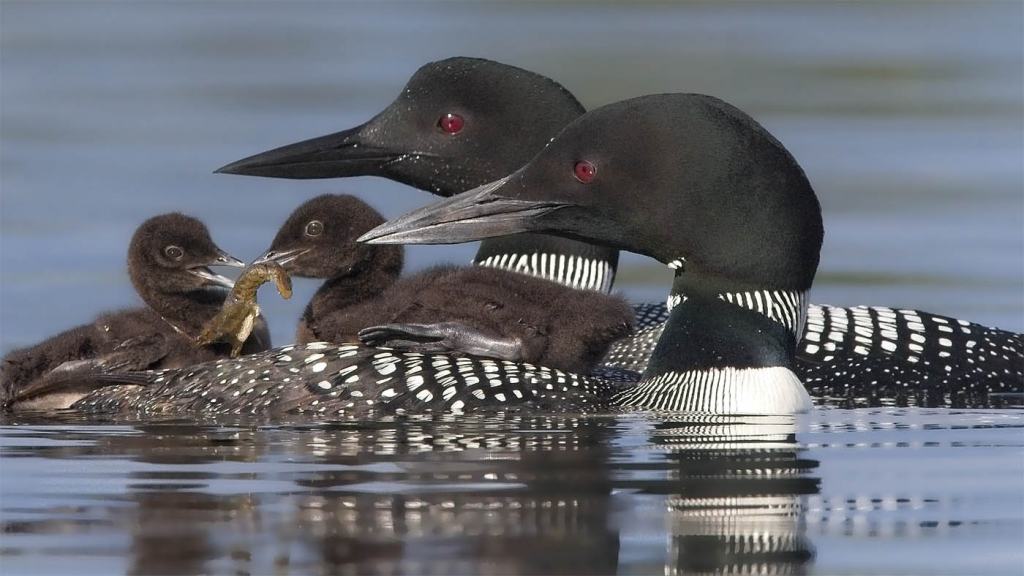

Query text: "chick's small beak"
[253, 247, 310, 268]
[191, 267, 236, 289]
[213, 249, 246, 268]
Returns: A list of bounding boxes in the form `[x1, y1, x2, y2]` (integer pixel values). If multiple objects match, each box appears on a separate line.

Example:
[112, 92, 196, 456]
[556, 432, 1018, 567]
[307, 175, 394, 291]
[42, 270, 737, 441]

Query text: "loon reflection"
[236, 415, 818, 574]
[650, 417, 816, 575]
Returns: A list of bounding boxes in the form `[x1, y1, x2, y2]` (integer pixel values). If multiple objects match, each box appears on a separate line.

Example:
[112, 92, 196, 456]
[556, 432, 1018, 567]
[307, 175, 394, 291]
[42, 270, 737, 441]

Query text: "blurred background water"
[1, 3, 1023, 575]
[1, 0, 1022, 352]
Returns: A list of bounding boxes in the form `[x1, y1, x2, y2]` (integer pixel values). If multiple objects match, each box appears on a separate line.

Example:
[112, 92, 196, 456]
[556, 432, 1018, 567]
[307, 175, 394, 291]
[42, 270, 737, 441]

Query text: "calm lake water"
[1, 1, 1022, 574]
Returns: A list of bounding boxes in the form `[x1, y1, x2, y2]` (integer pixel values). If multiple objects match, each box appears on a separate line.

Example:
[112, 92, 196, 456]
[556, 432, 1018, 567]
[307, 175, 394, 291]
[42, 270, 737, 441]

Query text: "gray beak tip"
[213, 160, 251, 176]
[214, 251, 247, 268]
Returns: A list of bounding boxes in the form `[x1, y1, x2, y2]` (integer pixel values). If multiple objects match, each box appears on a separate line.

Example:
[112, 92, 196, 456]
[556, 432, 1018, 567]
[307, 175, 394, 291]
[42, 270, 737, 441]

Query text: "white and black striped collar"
[475, 252, 615, 292]
[665, 287, 809, 338]
[718, 289, 808, 337]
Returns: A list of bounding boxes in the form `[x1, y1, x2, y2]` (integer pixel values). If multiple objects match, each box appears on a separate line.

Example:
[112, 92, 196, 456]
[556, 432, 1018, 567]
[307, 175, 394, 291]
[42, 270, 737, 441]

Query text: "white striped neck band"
[665, 288, 809, 337]
[717, 289, 808, 337]
[474, 252, 615, 293]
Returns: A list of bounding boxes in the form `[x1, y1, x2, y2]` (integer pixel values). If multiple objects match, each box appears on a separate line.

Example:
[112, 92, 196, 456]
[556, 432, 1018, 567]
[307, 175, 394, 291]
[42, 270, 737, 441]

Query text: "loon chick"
[73, 94, 833, 416]
[214, 56, 1022, 396]
[260, 194, 633, 374]
[2, 213, 270, 409]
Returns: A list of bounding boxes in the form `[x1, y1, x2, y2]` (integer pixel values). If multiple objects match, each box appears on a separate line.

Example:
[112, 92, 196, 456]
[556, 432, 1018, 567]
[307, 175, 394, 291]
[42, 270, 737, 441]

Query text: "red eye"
[438, 113, 464, 134]
[574, 160, 596, 183]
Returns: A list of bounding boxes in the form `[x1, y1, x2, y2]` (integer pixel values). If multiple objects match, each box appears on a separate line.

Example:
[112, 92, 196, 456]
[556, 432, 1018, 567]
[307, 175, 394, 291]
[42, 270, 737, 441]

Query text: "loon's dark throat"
[611, 274, 811, 413]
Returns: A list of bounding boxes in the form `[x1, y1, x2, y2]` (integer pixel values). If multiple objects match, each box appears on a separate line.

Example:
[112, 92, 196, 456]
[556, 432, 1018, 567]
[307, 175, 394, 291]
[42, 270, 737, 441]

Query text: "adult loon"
[63, 93, 1020, 417]
[361, 93, 1023, 407]
[216, 57, 1022, 396]
[257, 194, 633, 373]
[1, 213, 270, 409]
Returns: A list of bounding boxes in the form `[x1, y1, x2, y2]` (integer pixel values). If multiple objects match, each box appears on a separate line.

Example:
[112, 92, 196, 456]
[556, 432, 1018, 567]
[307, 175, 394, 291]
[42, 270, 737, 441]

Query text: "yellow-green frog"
[196, 261, 292, 357]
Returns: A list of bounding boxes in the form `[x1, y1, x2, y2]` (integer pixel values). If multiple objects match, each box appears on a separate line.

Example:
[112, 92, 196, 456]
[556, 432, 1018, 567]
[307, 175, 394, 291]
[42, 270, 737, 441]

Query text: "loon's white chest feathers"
[614, 367, 812, 415]
[475, 253, 614, 292]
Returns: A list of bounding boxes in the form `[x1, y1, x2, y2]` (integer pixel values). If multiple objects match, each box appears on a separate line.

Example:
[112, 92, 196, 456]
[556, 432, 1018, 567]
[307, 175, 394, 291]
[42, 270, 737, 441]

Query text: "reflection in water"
[0, 414, 820, 575]
[283, 416, 623, 575]
[651, 417, 816, 575]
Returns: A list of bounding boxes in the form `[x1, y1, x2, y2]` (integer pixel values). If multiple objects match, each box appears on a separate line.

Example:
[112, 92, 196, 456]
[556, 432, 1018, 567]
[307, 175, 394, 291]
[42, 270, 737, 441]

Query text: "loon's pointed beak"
[358, 176, 571, 245]
[253, 247, 310, 268]
[214, 124, 401, 179]
[213, 249, 246, 268]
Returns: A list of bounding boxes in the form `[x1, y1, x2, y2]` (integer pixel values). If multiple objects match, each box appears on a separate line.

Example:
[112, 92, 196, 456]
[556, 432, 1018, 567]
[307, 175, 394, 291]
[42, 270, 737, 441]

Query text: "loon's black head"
[216, 57, 618, 289]
[216, 57, 585, 195]
[258, 194, 402, 280]
[361, 93, 824, 293]
[128, 213, 243, 302]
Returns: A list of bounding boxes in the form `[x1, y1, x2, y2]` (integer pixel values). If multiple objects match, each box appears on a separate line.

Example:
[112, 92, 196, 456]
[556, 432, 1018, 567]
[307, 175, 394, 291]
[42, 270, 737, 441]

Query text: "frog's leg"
[195, 323, 220, 347]
[230, 337, 246, 358]
[358, 322, 524, 362]
[231, 308, 259, 358]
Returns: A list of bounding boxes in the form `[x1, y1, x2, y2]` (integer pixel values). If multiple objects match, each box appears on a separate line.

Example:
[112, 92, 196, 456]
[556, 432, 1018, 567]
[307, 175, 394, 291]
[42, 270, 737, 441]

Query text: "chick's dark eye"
[438, 113, 464, 135]
[164, 245, 184, 260]
[574, 160, 596, 183]
[305, 220, 324, 237]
